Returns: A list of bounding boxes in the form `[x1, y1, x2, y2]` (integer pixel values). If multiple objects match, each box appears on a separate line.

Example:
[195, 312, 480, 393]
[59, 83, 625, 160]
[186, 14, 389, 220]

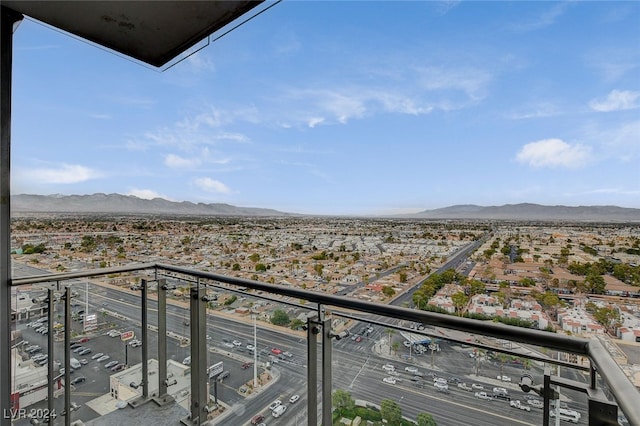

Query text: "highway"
[68, 282, 588, 425]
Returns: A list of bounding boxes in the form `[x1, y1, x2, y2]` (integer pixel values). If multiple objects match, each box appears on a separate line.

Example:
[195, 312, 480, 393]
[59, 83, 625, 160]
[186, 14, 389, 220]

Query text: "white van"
[272, 404, 287, 418]
[550, 408, 581, 423]
[182, 356, 191, 365]
[69, 358, 81, 369]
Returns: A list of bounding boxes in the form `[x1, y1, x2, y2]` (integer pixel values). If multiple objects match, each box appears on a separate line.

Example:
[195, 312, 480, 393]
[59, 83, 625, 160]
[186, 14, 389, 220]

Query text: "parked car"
[104, 360, 119, 369]
[510, 400, 531, 411]
[434, 381, 448, 391]
[475, 391, 493, 400]
[528, 399, 544, 409]
[91, 353, 104, 360]
[289, 394, 300, 403]
[241, 362, 253, 369]
[471, 383, 484, 391]
[97, 355, 110, 363]
[250, 414, 264, 425]
[497, 375, 512, 382]
[268, 400, 282, 411]
[382, 377, 397, 384]
[493, 387, 508, 395]
[272, 405, 287, 418]
[70, 376, 86, 385]
[405, 366, 418, 374]
[111, 364, 126, 372]
[271, 348, 282, 355]
[77, 348, 91, 356]
[457, 383, 473, 391]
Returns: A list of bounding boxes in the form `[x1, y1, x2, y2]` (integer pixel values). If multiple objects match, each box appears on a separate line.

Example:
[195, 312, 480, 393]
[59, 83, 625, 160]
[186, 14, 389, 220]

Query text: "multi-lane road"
[62, 282, 588, 425]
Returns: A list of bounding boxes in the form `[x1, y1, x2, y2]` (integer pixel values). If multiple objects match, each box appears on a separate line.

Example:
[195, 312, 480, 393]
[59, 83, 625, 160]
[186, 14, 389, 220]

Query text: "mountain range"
[11, 193, 289, 217]
[10, 194, 640, 221]
[406, 203, 640, 222]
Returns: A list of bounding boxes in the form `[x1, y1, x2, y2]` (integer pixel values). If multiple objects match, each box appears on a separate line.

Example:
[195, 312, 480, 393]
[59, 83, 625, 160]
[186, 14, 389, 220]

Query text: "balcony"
[8, 262, 639, 426]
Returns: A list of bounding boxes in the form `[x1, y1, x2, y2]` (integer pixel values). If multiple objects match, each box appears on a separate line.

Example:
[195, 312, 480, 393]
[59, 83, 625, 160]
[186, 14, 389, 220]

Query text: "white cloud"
[507, 103, 559, 120]
[516, 139, 592, 168]
[510, 3, 571, 32]
[194, 177, 231, 194]
[186, 52, 216, 72]
[415, 66, 491, 102]
[165, 154, 201, 169]
[127, 189, 170, 200]
[31, 164, 101, 184]
[89, 113, 111, 120]
[601, 120, 640, 161]
[589, 90, 640, 112]
[307, 117, 325, 128]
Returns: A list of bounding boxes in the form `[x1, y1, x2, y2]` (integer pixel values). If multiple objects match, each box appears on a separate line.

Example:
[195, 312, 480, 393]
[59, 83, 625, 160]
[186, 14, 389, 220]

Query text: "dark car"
[251, 414, 264, 425]
[70, 376, 86, 385]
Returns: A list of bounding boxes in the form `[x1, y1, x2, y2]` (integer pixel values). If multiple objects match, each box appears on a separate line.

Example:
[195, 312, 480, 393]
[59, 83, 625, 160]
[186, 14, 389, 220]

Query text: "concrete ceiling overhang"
[2, 0, 265, 67]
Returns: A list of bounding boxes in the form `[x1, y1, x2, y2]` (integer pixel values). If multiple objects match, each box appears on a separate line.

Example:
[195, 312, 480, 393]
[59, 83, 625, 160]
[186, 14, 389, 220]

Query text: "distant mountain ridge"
[10, 194, 640, 221]
[11, 193, 290, 217]
[409, 203, 640, 222]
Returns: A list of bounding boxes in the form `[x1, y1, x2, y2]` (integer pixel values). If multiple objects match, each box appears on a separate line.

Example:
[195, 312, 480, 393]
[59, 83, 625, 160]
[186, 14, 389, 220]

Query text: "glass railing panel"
[9, 265, 639, 425]
[329, 311, 602, 426]
[193, 281, 314, 425]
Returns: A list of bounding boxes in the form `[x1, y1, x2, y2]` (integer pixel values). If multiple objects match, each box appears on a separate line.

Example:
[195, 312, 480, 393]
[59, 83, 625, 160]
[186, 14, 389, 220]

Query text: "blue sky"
[10, 1, 640, 215]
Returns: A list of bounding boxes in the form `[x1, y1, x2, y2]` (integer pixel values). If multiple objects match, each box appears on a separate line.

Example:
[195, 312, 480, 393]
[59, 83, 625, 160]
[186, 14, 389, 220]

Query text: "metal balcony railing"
[8, 263, 640, 426]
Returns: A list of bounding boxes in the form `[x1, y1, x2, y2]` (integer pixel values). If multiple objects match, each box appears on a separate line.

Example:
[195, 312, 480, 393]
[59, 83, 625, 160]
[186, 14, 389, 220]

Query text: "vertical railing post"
[141, 278, 149, 399]
[543, 367, 551, 426]
[63, 286, 71, 426]
[306, 313, 319, 426]
[0, 8, 22, 423]
[321, 316, 332, 426]
[46, 288, 55, 419]
[154, 278, 174, 405]
[184, 281, 207, 425]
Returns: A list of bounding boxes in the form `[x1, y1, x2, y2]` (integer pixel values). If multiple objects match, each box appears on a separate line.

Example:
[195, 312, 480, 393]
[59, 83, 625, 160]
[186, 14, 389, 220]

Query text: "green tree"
[468, 280, 486, 296]
[417, 412, 437, 426]
[585, 273, 606, 294]
[232, 263, 240, 271]
[451, 291, 469, 316]
[593, 306, 621, 333]
[382, 286, 396, 297]
[270, 309, 290, 326]
[398, 271, 407, 283]
[332, 389, 355, 412]
[289, 319, 304, 330]
[255, 263, 267, 272]
[380, 399, 402, 426]
[248, 253, 260, 263]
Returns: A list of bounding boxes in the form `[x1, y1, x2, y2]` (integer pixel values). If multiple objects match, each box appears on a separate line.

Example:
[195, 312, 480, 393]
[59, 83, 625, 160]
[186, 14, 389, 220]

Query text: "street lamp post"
[253, 314, 258, 388]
